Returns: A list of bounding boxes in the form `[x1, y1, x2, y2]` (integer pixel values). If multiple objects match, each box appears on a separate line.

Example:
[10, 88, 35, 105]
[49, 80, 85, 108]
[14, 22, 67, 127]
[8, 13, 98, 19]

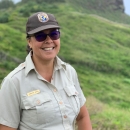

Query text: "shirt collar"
[54, 56, 66, 71]
[25, 52, 67, 76]
[25, 52, 35, 76]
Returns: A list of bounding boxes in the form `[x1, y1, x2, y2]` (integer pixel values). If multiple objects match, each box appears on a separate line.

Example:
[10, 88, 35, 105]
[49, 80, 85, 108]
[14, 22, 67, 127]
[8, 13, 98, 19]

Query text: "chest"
[18, 69, 80, 128]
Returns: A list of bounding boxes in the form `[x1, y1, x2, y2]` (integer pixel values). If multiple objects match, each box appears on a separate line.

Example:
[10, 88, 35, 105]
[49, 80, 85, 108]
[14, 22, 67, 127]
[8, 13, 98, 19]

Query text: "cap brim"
[27, 25, 60, 34]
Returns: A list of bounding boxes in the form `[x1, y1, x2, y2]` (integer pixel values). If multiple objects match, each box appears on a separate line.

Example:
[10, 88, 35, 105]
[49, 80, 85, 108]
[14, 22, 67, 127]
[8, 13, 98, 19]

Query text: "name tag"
[27, 90, 40, 96]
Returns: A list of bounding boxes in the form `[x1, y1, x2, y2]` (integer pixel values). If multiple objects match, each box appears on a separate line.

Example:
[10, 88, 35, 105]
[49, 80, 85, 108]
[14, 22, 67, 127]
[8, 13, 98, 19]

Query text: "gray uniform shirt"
[0, 52, 86, 130]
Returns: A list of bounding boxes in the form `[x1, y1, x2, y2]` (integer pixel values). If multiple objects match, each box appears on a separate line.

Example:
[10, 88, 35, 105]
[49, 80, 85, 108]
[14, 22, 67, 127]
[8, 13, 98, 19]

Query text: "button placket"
[58, 100, 70, 130]
[49, 85, 71, 130]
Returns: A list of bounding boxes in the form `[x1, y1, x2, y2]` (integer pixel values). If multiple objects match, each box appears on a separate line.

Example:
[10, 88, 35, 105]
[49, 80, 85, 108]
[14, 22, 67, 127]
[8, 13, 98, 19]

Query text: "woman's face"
[27, 28, 60, 63]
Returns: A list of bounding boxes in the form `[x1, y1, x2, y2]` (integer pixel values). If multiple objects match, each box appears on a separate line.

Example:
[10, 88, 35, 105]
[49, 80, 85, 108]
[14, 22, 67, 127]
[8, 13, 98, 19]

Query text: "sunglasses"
[29, 30, 60, 42]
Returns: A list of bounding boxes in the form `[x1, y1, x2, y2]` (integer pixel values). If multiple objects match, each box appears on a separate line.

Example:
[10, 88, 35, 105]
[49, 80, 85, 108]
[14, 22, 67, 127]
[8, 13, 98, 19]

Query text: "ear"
[27, 38, 32, 49]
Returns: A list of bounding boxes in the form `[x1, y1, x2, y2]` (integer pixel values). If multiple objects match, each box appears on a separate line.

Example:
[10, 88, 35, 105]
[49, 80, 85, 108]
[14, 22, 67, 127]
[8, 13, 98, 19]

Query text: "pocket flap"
[64, 85, 78, 96]
[23, 92, 51, 109]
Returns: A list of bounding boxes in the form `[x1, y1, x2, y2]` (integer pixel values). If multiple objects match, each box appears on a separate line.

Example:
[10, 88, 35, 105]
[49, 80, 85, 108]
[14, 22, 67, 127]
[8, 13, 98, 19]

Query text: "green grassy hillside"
[67, 0, 130, 24]
[0, 0, 130, 129]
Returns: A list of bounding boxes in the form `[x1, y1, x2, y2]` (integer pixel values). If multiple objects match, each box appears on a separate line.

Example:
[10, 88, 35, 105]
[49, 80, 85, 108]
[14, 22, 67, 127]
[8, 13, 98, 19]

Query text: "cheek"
[56, 40, 60, 47]
[31, 41, 42, 49]
[56, 41, 60, 51]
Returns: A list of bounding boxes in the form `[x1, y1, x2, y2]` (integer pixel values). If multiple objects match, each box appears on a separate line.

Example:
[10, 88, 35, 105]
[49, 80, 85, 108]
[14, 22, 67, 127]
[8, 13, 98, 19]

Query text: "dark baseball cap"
[26, 12, 60, 35]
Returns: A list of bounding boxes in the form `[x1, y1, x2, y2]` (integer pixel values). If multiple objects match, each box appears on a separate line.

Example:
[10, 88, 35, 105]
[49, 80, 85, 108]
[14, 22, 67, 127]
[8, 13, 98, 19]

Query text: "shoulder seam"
[6, 62, 25, 79]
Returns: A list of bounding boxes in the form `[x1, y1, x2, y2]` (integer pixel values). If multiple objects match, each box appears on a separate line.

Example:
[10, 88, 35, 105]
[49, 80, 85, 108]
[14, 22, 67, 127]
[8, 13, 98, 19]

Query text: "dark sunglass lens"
[50, 31, 60, 40]
[35, 32, 47, 42]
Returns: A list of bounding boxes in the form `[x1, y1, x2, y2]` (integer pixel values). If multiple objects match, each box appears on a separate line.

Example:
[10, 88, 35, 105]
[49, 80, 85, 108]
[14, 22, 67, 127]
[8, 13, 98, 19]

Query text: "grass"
[86, 96, 130, 129]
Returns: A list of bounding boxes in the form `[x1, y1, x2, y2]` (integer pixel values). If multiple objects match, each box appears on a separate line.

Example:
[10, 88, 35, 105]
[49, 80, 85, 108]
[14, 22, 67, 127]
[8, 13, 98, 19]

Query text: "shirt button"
[36, 100, 41, 105]
[34, 99, 40, 105]
[21, 63, 24, 67]
[53, 89, 57, 92]
[75, 92, 78, 95]
[59, 101, 63, 104]
[64, 115, 67, 118]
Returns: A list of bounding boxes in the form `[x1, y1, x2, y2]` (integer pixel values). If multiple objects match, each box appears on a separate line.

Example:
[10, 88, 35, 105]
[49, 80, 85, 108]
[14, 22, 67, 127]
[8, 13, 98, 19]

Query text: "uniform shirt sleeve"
[0, 77, 21, 128]
[67, 64, 86, 108]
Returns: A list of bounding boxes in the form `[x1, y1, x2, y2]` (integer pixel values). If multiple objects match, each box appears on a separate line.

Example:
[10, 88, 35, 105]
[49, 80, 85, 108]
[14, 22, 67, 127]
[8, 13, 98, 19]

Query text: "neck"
[32, 56, 55, 82]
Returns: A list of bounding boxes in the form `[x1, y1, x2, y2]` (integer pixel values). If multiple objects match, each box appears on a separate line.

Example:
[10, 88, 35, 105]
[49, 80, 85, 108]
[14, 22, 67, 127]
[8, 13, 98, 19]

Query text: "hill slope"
[0, 0, 130, 129]
[67, 0, 130, 24]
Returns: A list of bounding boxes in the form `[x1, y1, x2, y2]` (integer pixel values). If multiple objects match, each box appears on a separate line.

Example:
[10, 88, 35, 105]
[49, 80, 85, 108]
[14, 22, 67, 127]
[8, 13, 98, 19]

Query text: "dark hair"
[26, 44, 32, 54]
[26, 35, 32, 54]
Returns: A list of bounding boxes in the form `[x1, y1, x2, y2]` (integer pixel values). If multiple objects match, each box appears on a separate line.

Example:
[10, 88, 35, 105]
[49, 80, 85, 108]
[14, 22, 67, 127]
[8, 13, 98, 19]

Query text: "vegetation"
[0, 0, 15, 9]
[0, 0, 130, 129]
[67, 0, 130, 24]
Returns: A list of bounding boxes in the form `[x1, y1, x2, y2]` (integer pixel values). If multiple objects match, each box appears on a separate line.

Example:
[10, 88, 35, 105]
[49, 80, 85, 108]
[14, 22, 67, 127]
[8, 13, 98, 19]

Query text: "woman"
[0, 12, 92, 130]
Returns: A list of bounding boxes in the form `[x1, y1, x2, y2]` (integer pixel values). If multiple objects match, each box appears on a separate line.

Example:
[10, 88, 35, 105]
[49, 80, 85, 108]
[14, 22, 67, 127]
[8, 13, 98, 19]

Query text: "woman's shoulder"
[56, 56, 76, 72]
[65, 63, 76, 72]
[5, 62, 25, 79]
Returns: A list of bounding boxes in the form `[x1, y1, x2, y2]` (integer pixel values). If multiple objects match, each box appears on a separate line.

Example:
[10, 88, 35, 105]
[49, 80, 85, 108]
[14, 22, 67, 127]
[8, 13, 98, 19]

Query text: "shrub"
[0, 13, 9, 23]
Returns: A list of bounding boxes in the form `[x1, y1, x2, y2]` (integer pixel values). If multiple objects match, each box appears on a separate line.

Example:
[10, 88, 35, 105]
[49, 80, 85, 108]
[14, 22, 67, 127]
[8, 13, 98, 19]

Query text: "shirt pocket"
[22, 92, 55, 124]
[64, 85, 80, 115]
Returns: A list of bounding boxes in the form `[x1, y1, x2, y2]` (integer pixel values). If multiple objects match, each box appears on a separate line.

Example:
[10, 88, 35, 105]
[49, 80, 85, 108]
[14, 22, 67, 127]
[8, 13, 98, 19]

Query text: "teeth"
[43, 47, 53, 51]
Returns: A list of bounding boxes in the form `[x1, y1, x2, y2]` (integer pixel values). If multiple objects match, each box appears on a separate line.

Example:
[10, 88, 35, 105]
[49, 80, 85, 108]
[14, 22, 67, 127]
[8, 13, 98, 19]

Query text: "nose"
[44, 35, 53, 44]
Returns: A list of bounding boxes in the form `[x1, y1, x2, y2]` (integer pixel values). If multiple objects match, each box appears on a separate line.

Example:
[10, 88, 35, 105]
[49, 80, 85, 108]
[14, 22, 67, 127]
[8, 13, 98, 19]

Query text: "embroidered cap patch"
[37, 13, 49, 22]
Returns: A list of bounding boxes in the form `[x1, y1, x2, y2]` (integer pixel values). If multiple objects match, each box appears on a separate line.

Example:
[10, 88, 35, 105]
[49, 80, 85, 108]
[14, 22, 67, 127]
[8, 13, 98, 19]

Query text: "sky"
[123, 0, 130, 16]
[12, 0, 130, 16]
[12, 0, 21, 3]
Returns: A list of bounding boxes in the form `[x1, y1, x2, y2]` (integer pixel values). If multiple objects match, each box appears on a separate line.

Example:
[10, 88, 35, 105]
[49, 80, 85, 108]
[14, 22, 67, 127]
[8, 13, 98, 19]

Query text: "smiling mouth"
[42, 47, 55, 51]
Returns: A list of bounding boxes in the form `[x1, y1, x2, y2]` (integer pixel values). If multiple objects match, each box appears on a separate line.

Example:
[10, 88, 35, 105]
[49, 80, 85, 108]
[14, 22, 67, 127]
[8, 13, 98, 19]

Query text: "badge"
[37, 13, 49, 22]
[27, 90, 40, 96]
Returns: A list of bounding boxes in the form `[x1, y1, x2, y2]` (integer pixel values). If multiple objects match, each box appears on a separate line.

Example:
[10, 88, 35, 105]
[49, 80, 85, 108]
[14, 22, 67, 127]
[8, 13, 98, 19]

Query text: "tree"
[0, 0, 15, 9]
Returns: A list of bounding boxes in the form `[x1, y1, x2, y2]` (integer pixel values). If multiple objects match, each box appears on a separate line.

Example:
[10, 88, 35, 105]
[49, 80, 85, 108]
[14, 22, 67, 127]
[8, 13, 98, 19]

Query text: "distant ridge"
[67, 0, 124, 12]
[66, 0, 130, 24]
